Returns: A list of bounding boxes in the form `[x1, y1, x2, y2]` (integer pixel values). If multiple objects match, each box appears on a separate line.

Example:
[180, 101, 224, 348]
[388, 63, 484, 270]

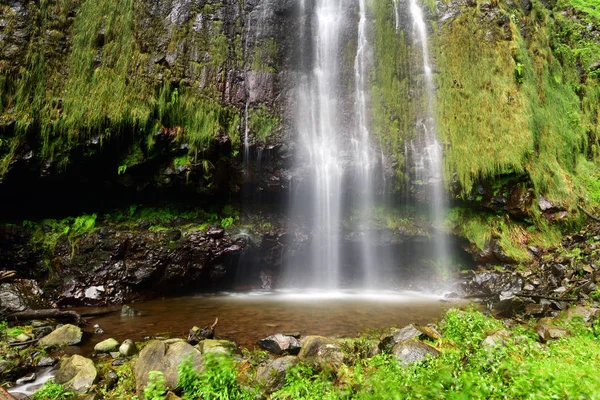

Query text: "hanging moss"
[370, 0, 418, 188]
[436, 0, 599, 213]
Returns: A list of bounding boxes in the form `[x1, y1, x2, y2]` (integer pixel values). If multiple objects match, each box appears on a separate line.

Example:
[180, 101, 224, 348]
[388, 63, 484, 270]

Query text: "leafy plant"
[31, 380, 74, 400]
[144, 371, 166, 400]
[178, 354, 256, 400]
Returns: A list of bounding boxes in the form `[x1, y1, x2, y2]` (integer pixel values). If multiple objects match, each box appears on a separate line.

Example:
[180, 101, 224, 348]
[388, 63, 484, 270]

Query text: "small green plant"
[220, 217, 234, 228]
[178, 354, 256, 400]
[31, 380, 74, 400]
[117, 165, 127, 175]
[144, 371, 166, 400]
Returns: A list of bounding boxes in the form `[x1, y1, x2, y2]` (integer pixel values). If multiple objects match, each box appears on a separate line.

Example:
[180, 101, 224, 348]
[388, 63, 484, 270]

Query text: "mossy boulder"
[134, 340, 203, 396]
[94, 338, 119, 353]
[38, 324, 82, 348]
[391, 340, 440, 366]
[255, 356, 299, 394]
[196, 339, 237, 356]
[298, 336, 345, 371]
[54, 355, 97, 394]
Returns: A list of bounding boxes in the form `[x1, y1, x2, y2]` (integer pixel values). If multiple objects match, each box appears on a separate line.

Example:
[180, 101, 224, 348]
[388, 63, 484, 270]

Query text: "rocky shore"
[1, 302, 599, 399]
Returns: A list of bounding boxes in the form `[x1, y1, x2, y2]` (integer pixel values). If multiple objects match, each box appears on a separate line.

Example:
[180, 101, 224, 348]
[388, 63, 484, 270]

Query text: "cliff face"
[1, 0, 599, 304]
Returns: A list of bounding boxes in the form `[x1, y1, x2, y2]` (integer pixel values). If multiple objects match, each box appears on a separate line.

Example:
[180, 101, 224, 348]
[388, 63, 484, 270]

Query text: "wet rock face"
[257, 334, 301, 355]
[50, 226, 256, 306]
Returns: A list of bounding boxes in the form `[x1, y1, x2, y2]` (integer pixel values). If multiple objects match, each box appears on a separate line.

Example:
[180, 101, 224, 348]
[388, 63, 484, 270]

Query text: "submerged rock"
[298, 336, 345, 371]
[38, 324, 82, 348]
[391, 340, 440, 366]
[94, 338, 120, 353]
[255, 356, 299, 394]
[120, 305, 141, 317]
[134, 340, 203, 396]
[257, 334, 301, 355]
[54, 355, 97, 394]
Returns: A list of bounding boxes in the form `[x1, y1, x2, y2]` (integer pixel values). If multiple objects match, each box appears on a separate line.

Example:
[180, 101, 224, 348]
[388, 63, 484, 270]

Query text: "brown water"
[73, 290, 460, 353]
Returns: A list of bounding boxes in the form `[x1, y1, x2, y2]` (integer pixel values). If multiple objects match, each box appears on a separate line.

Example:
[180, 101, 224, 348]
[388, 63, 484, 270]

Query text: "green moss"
[370, 0, 417, 188]
[248, 104, 278, 142]
[251, 37, 278, 73]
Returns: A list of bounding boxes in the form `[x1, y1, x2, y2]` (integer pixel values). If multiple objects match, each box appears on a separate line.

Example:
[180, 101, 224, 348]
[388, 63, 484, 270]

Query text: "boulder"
[481, 329, 513, 349]
[255, 356, 299, 394]
[119, 339, 138, 356]
[94, 338, 119, 353]
[196, 339, 236, 356]
[564, 306, 600, 324]
[535, 323, 571, 342]
[257, 334, 301, 355]
[165, 392, 183, 400]
[379, 325, 422, 352]
[298, 336, 345, 371]
[391, 340, 440, 366]
[134, 340, 203, 396]
[54, 355, 97, 394]
[38, 324, 82, 348]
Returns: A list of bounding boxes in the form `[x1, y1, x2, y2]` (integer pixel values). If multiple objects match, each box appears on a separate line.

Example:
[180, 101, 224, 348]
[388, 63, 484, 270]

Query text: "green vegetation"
[447, 207, 562, 261]
[251, 38, 278, 73]
[177, 354, 256, 400]
[31, 380, 74, 400]
[144, 371, 167, 400]
[0, 0, 247, 176]
[435, 0, 600, 215]
[248, 104, 279, 142]
[370, 0, 417, 186]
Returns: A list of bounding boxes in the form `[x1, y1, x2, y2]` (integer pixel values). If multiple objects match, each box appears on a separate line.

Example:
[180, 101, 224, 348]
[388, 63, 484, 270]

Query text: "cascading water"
[407, 0, 450, 277]
[353, 0, 377, 287]
[291, 0, 345, 288]
[284, 0, 449, 290]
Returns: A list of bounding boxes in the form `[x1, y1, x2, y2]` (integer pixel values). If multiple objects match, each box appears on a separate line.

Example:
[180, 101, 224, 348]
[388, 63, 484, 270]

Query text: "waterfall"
[408, 0, 450, 277]
[292, 0, 345, 288]
[354, 0, 377, 287]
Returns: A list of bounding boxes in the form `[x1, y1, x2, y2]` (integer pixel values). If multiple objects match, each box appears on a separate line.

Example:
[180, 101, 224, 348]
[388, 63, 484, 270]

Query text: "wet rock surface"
[257, 334, 301, 355]
[38, 324, 82, 348]
[464, 221, 600, 317]
[54, 355, 97, 394]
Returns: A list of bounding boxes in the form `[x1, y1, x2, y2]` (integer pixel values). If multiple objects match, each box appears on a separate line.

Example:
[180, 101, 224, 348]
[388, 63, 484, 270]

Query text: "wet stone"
[535, 323, 571, 342]
[37, 357, 56, 367]
[94, 338, 120, 353]
[16, 373, 36, 384]
[257, 334, 302, 355]
[121, 305, 141, 317]
[391, 340, 440, 366]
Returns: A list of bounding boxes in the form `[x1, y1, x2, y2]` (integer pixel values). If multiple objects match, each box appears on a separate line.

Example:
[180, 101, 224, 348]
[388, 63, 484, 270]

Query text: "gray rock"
[298, 336, 345, 370]
[258, 334, 301, 355]
[564, 306, 600, 324]
[119, 339, 138, 356]
[535, 323, 571, 342]
[54, 355, 97, 394]
[379, 325, 422, 352]
[256, 356, 299, 393]
[16, 372, 36, 384]
[94, 338, 120, 353]
[37, 356, 56, 367]
[482, 329, 513, 349]
[391, 340, 440, 366]
[134, 340, 203, 396]
[38, 324, 82, 348]
[0, 359, 11, 374]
